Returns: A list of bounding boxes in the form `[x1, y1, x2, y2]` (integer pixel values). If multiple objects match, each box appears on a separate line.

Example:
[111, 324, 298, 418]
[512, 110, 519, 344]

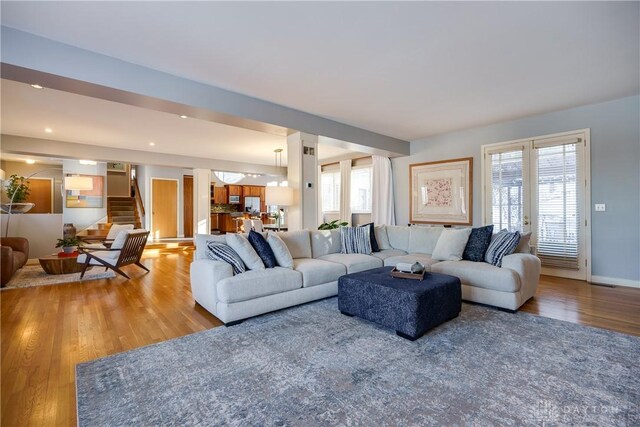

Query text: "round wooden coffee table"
[39, 254, 85, 275]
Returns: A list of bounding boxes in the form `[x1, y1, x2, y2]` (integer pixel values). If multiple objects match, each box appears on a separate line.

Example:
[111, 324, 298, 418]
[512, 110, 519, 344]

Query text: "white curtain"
[372, 155, 396, 225]
[339, 159, 352, 225]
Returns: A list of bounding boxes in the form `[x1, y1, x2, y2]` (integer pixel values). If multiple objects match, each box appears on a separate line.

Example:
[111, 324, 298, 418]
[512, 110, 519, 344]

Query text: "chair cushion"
[216, 267, 302, 303]
[408, 226, 444, 254]
[371, 249, 407, 261]
[225, 233, 265, 270]
[206, 241, 245, 275]
[248, 231, 277, 268]
[318, 253, 383, 274]
[77, 250, 120, 266]
[110, 229, 130, 250]
[431, 260, 521, 293]
[431, 228, 472, 261]
[278, 230, 312, 259]
[293, 258, 346, 288]
[462, 225, 494, 262]
[310, 229, 341, 258]
[106, 224, 134, 240]
[382, 254, 440, 271]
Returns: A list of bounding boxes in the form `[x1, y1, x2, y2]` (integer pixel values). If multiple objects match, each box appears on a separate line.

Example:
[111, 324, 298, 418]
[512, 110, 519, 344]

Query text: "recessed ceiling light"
[79, 160, 97, 165]
[25, 159, 36, 164]
[179, 115, 188, 119]
[30, 84, 44, 89]
[44, 127, 53, 133]
[149, 142, 156, 146]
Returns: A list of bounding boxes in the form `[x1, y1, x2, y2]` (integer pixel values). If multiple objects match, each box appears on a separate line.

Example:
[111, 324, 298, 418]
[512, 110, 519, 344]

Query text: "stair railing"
[132, 177, 145, 219]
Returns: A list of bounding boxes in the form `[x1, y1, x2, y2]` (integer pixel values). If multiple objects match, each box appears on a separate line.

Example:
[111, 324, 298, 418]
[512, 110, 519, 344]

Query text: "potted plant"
[56, 237, 81, 254]
[318, 219, 349, 230]
[1, 174, 34, 214]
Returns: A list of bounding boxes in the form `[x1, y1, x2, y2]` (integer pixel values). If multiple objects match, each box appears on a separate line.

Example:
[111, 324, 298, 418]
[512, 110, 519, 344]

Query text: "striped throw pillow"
[484, 230, 521, 267]
[206, 241, 246, 275]
[340, 225, 372, 255]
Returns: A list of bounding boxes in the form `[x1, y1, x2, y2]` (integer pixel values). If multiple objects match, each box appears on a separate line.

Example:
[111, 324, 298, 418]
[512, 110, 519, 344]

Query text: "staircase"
[107, 197, 142, 229]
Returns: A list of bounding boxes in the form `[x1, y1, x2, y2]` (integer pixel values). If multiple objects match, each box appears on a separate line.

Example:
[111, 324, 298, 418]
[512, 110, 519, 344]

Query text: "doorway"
[482, 129, 591, 281]
[151, 178, 178, 239]
[25, 178, 54, 214]
[183, 175, 193, 238]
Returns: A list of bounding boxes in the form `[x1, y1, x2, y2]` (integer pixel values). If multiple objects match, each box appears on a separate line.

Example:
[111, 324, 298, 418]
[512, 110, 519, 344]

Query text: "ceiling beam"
[0, 135, 287, 176]
[1, 26, 410, 156]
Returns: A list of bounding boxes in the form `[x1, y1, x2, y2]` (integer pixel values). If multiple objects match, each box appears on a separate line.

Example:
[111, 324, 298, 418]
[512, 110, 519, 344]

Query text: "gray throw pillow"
[485, 230, 521, 267]
[225, 233, 265, 270]
[266, 232, 294, 269]
[340, 225, 372, 255]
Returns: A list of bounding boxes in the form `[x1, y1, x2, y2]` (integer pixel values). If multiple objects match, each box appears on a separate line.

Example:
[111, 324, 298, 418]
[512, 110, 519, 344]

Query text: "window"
[351, 166, 372, 213]
[321, 171, 340, 212]
[489, 149, 525, 232]
[214, 171, 244, 184]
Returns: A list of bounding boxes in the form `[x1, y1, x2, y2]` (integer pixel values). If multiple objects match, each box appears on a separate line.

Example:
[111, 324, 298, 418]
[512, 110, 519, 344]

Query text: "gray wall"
[392, 95, 640, 282]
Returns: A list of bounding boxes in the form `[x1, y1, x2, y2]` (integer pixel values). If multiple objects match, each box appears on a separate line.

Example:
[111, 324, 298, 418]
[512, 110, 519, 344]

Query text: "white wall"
[392, 95, 640, 283]
[1, 214, 63, 258]
[62, 160, 107, 230]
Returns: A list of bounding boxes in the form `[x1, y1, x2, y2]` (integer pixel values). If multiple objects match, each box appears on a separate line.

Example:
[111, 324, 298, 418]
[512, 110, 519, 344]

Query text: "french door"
[483, 130, 590, 280]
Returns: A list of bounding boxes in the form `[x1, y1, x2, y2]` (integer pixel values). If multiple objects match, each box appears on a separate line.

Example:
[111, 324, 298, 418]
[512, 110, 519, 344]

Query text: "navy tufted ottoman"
[338, 266, 461, 341]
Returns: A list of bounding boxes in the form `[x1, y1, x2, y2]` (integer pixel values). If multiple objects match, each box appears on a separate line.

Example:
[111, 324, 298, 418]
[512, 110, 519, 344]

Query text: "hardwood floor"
[1, 250, 639, 426]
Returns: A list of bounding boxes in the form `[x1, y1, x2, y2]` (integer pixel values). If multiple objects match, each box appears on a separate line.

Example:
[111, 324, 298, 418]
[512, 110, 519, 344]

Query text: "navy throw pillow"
[462, 225, 494, 262]
[248, 231, 277, 268]
[361, 222, 380, 252]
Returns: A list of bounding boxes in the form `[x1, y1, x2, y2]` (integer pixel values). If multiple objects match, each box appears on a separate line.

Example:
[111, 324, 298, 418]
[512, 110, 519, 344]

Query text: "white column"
[192, 168, 211, 236]
[287, 132, 318, 231]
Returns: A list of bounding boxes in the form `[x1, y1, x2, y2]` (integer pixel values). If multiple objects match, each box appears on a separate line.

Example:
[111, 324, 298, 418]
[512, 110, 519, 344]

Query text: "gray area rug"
[4, 265, 115, 289]
[76, 298, 639, 426]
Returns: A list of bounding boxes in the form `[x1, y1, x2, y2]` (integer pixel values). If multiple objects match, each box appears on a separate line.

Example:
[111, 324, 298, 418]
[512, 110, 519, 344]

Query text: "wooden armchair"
[78, 230, 150, 279]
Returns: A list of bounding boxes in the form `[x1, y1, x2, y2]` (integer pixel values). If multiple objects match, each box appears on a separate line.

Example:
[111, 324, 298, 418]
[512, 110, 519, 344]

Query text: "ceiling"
[0, 79, 355, 166]
[1, 2, 637, 141]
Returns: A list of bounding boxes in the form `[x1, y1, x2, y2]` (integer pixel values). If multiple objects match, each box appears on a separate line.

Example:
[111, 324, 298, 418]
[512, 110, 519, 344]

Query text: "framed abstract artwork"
[409, 157, 473, 225]
[66, 174, 104, 208]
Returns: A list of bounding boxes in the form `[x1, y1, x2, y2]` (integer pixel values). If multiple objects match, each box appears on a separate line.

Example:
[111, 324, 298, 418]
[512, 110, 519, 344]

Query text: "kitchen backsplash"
[211, 204, 240, 213]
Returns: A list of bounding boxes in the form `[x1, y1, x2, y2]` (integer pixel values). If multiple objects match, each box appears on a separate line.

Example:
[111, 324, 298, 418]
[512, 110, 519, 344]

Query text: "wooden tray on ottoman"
[390, 268, 425, 280]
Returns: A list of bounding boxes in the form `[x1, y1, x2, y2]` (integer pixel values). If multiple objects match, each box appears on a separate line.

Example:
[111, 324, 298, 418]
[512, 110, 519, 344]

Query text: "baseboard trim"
[590, 275, 640, 289]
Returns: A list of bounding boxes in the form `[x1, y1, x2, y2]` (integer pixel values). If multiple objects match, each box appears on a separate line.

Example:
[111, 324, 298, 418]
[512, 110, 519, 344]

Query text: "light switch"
[595, 204, 606, 212]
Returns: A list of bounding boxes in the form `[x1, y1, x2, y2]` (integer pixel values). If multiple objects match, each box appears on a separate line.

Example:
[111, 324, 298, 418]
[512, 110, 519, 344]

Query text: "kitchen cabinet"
[227, 185, 242, 197]
[211, 214, 220, 231]
[213, 186, 227, 204]
[210, 213, 237, 233]
[260, 187, 266, 212]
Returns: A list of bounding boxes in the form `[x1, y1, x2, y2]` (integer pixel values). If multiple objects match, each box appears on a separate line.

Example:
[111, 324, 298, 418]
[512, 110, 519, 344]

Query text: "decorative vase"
[0, 202, 35, 214]
[63, 223, 77, 239]
[62, 246, 75, 254]
[411, 262, 424, 274]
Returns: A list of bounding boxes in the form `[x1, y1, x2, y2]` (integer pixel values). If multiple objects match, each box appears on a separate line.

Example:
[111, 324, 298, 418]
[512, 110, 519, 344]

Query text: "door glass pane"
[490, 151, 524, 231]
[536, 143, 579, 270]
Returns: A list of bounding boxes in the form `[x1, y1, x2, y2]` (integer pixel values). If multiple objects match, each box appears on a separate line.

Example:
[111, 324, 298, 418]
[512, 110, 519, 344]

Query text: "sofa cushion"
[340, 226, 372, 254]
[382, 254, 440, 271]
[248, 231, 277, 268]
[310, 229, 341, 258]
[266, 232, 294, 268]
[216, 267, 302, 303]
[278, 230, 312, 259]
[485, 230, 521, 267]
[206, 241, 246, 275]
[462, 225, 494, 262]
[195, 234, 227, 260]
[226, 233, 265, 270]
[293, 258, 346, 288]
[374, 225, 391, 250]
[371, 249, 407, 261]
[318, 253, 383, 273]
[386, 226, 410, 251]
[361, 222, 380, 252]
[431, 260, 521, 293]
[515, 231, 532, 254]
[408, 226, 444, 254]
[431, 228, 472, 261]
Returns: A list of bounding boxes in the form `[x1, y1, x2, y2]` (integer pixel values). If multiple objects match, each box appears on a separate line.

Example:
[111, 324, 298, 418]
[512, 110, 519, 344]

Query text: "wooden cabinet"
[213, 187, 227, 204]
[211, 214, 220, 231]
[260, 187, 266, 212]
[227, 185, 242, 197]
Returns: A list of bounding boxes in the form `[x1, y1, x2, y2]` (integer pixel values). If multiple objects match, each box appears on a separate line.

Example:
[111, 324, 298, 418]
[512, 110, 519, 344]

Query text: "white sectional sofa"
[190, 226, 540, 325]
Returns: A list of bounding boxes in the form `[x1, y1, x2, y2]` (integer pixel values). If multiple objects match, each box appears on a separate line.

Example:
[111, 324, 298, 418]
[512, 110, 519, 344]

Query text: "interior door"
[25, 178, 53, 214]
[151, 178, 178, 239]
[183, 176, 193, 238]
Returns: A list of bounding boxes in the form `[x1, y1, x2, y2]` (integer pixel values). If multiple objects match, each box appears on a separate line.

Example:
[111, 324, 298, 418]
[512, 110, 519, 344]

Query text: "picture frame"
[107, 162, 127, 173]
[65, 174, 104, 208]
[409, 157, 473, 225]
